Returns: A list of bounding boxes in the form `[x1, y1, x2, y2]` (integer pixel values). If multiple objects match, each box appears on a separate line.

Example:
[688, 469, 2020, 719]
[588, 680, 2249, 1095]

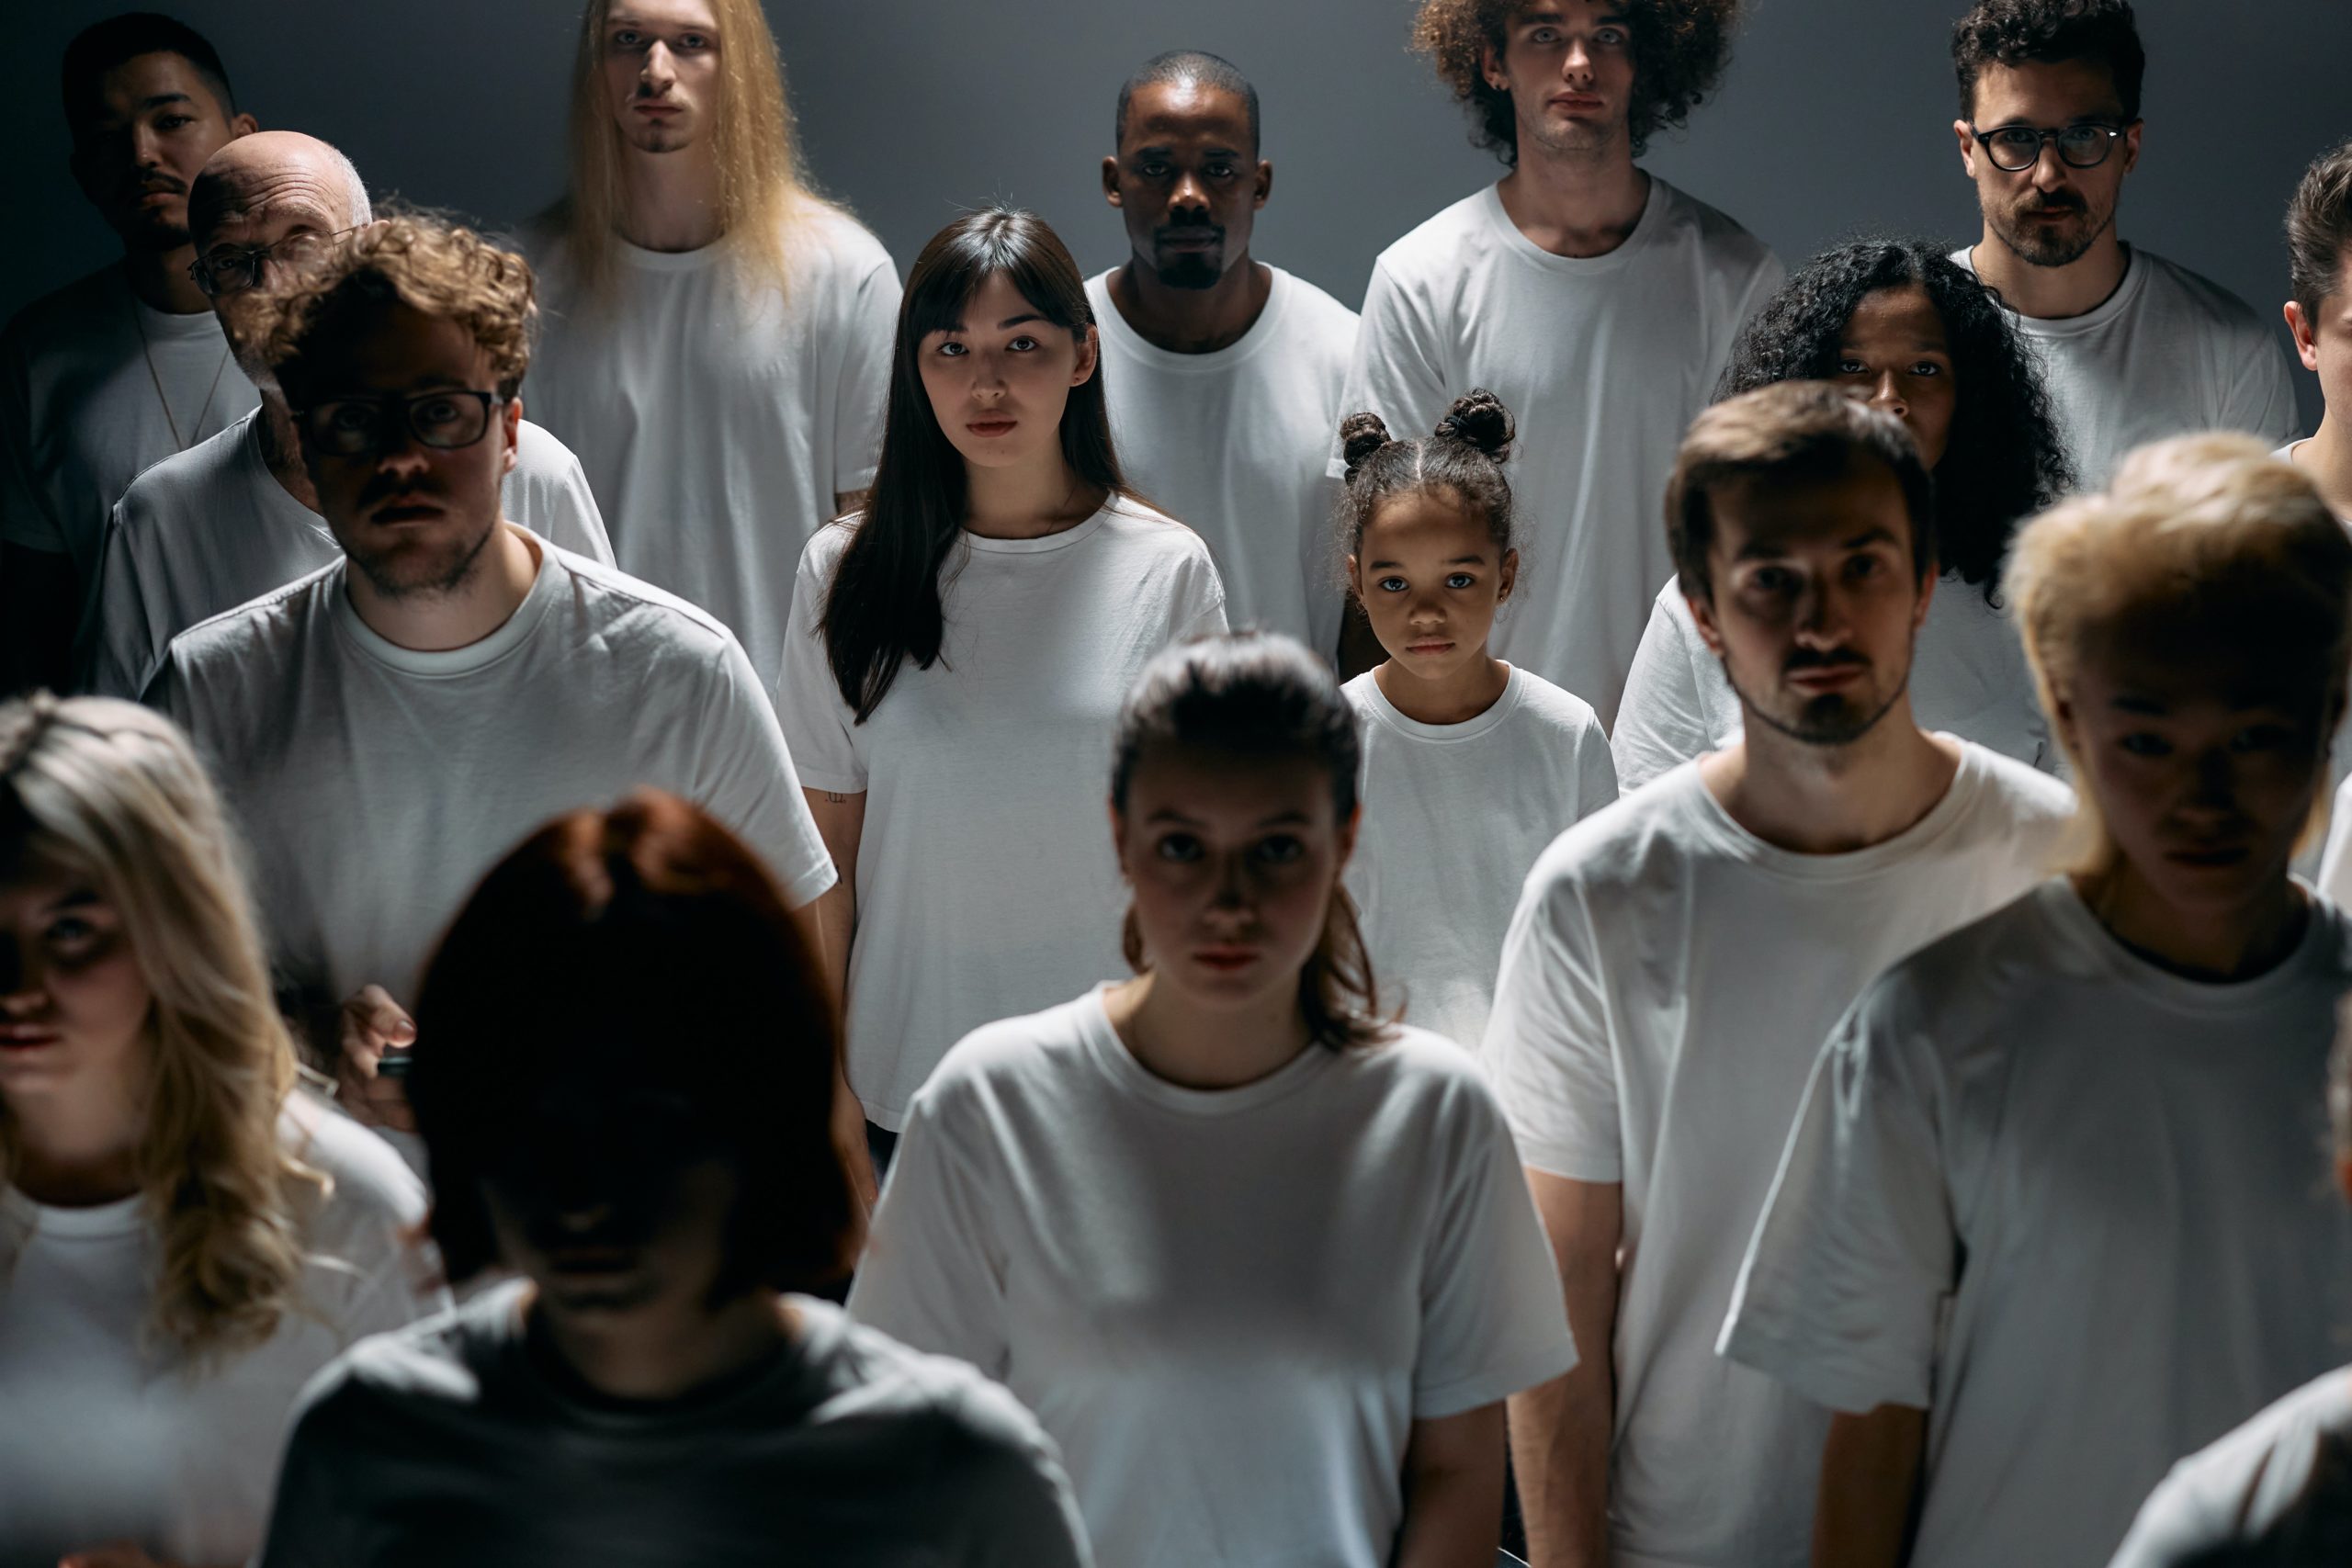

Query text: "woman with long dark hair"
[772, 206, 1226, 1171]
[1614, 237, 2075, 786]
[849, 632, 1573, 1568]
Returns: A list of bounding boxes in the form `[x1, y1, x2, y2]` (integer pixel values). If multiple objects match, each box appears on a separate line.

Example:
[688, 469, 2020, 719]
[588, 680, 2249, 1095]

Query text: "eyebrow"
[38, 889, 99, 918]
[1131, 142, 1245, 159]
[938, 313, 1048, 334]
[1840, 336, 1950, 354]
[1735, 525, 1899, 559]
[1365, 554, 1488, 569]
[2111, 691, 2300, 715]
[137, 92, 195, 110]
[1145, 807, 1315, 829]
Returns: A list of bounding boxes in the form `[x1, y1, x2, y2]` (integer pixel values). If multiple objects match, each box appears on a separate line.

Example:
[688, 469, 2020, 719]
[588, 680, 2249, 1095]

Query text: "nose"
[130, 120, 164, 169]
[0, 942, 41, 1013]
[1792, 575, 1855, 647]
[1406, 583, 1448, 629]
[1170, 171, 1210, 214]
[1562, 38, 1594, 80]
[1868, 370, 1907, 422]
[2029, 141, 2072, 191]
[640, 40, 675, 91]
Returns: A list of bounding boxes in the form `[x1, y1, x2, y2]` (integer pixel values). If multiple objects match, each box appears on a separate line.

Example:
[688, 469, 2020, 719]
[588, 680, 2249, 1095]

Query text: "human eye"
[1445, 572, 1476, 590]
[1594, 26, 1628, 46]
[1252, 834, 1306, 865]
[413, 395, 470, 436]
[1138, 160, 1170, 179]
[1205, 162, 1237, 180]
[1375, 575, 1408, 593]
[1527, 25, 1561, 44]
[156, 113, 195, 131]
[325, 401, 378, 433]
[1747, 565, 1795, 595]
[1006, 335, 1040, 352]
[1991, 127, 2041, 153]
[932, 338, 967, 357]
[1835, 355, 1870, 376]
[610, 28, 644, 50]
[676, 31, 712, 50]
[2231, 722, 2298, 753]
[1844, 552, 1885, 581]
[1909, 359, 1944, 377]
[1154, 832, 1204, 863]
[2117, 731, 2171, 758]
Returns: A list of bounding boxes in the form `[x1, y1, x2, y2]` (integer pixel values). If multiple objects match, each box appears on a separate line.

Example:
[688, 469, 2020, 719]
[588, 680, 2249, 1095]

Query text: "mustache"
[2018, 192, 2086, 214]
[137, 173, 187, 195]
[1783, 647, 1870, 674]
[1155, 224, 1224, 244]
[357, 475, 447, 511]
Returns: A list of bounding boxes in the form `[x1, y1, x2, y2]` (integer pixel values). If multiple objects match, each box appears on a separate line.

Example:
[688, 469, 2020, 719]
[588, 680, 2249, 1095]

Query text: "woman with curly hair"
[0, 695, 445, 1568]
[1339, 0, 1781, 727]
[1614, 237, 2075, 788]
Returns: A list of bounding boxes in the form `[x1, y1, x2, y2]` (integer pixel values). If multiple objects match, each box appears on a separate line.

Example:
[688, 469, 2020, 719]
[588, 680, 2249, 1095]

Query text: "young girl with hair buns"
[1337, 390, 1617, 1052]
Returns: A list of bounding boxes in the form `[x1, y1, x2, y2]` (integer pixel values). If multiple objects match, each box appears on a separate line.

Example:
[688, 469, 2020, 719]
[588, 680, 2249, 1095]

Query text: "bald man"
[81, 130, 615, 697]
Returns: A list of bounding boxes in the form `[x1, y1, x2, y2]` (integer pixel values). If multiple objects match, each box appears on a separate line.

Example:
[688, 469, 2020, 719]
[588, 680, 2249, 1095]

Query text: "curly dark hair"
[1951, 0, 2144, 121]
[1411, 0, 1741, 164]
[1715, 238, 2075, 604]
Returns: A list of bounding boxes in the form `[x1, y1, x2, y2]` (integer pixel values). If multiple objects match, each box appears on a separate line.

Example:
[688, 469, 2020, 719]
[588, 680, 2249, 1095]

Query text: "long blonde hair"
[0, 696, 316, 1361]
[553, 0, 817, 303]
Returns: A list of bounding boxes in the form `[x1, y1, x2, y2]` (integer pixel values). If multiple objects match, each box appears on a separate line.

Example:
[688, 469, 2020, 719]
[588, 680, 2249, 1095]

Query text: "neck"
[1495, 141, 1648, 258]
[1701, 701, 1962, 853]
[2295, 416, 2352, 519]
[1374, 651, 1509, 726]
[529, 1285, 792, 1404]
[7, 1076, 148, 1208]
[120, 244, 209, 314]
[1107, 256, 1272, 354]
[1104, 969, 1310, 1091]
[346, 522, 539, 652]
[963, 450, 1102, 540]
[256, 391, 320, 512]
[2075, 863, 2309, 982]
[1971, 228, 2130, 320]
[616, 144, 725, 254]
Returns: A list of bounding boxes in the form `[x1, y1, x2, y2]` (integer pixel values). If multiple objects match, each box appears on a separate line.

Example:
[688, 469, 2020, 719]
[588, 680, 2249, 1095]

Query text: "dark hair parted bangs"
[1111, 632, 1390, 1054]
[1951, 0, 2144, 121]
[410, 790, 858, 1294]
[2289, 139, 2352, 322]
[1717, 237, 2073, 603]
[821, 207, 1129, 723]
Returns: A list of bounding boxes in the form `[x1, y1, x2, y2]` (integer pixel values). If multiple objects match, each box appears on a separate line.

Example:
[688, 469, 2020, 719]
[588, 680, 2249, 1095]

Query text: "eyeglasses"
[297, 390, 503, 457]
[1969, 121, 2129, 173]
[187, 226, 362, 298]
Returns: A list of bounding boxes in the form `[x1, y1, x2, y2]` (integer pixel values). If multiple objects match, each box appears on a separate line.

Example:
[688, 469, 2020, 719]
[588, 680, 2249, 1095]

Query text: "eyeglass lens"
[303, 393, 495, 457]
[1984, 125, 2117, 171]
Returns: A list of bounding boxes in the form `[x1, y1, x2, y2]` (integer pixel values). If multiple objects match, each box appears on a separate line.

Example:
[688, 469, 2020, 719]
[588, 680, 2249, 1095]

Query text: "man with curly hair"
[146, 215, 837, 1167]
[1950, 0, 2295, 484]
[1340, 0, 1781, 727]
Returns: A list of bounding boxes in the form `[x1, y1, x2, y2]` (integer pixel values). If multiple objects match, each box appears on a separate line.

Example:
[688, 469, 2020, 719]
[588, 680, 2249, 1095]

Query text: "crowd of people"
[3, 0, 2351, 1564]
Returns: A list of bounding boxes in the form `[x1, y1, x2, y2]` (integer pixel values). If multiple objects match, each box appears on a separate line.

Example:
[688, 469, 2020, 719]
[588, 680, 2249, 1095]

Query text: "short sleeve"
[507, 432, 615, 566]
[692, 630, 838, 908]
[1612, 583, 1726, 792]
[2227, 328, 2303, 448]
[1571, 715, 1620, 820]
[1329, 259, 1452, 480]
[845, 1083, 1012, 1378]
[829, 253, 902, 495]
[1716, 987, 1956, 1416]
[82, 502, 162, 697]
[1173, 538, 1230, 641]
[771, 531, 865, 794]
[1483, 870, 1623, 1181]
[943, 1378, 1098, 1568]
[1413, 1079, 1577, 1416]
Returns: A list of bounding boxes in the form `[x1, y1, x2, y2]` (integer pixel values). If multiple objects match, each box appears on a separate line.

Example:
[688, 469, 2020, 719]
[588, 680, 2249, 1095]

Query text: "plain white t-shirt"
[1954, 245, 2298, 486]
[1087, 265, 1355, 655]
[2107, 1366, 2352, 1568]
[847, 987, 1576, 1568]
[773, 499, 1226, 1129]
[1722, 881, 2352, 1568]
[523, 202, 900, 685]
[0, 1097, 445, 1568]
[85, 408, 616, 698]
[0, 265, 260, 591]
[259, 1279, 1091, 1568]
[1486, 746, 2074, 1568]
[1340, 179, 1783, 725]
[1343, 664, 1617, 1051]
[152, 536, 836, 1020]
[1611, 574, 2053, 790]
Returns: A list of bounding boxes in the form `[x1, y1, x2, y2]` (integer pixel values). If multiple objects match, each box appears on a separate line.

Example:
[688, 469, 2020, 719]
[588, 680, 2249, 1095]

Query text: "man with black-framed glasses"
[149, 213, 836, 1168]
[82, 130, 615, 698]
[1949, 0, 2295, 484]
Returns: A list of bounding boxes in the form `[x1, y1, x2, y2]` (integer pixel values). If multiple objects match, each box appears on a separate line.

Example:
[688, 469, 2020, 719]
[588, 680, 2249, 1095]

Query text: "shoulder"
[786, 197, 896, 283]
[512, 416, 585, 478]
[546, 547, 743, 660]
[281, 1096, 428, 1235]
[1523, 764, 1706, 895]
[1271, 266, 1363, 339]
[1854, 881, 2063, 1043]
[1373, 190, 1501, 284]
[1959, 741, 2078, 826]
[806, 1303, 1068, 1477]
[1649, 179, 1780, 277]
[115, 417, 248, 531]
[0, 266, 120, 362]
[1508, 669, 1608, 739]
[2122, 1367, 2352, 1566]
[286, 1286, 505, 1445]
[1098, 495, 1220, 568]
[922, 995, 1099, 1107]
[164, 558, 340, 673]
[2131, 249, 2276, 343]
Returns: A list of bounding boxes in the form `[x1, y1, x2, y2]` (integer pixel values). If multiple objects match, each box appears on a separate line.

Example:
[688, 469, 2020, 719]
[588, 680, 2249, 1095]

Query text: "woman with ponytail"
[0, 697, 444, 1568]
[849, 630, 1575, 1568]
[1337, 390, 1617, 1052]
[772, 206, 1226, 1177]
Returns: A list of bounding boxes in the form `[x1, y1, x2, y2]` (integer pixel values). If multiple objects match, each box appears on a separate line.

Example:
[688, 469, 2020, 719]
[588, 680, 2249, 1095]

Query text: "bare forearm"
[1510, 1357, 1613, 1568]
[1813, 1406, 1927, 1568]
[1393, 1406, 1507, 1568]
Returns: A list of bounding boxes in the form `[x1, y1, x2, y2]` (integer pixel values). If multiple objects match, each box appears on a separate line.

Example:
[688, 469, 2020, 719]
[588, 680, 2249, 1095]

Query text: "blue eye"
[1376, 576, 1408, 593]
[1445, 572, 1476, 590]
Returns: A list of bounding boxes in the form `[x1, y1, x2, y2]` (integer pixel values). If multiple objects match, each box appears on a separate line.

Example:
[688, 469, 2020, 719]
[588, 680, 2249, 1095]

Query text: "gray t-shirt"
[259, 1281, 1094, 1568]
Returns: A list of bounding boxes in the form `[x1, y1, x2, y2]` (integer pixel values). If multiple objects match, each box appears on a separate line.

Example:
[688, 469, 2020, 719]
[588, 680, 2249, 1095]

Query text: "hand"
[59, 1542, 186, 1568]
[335, 984, 417, 1133]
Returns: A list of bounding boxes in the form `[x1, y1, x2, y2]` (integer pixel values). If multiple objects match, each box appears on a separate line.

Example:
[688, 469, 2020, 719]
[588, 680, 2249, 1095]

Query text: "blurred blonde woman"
[0, 695, 446, 1568]
[1723, 435, 2352, 1568]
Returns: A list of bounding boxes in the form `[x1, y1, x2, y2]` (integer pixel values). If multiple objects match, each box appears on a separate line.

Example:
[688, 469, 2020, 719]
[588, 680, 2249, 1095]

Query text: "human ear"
[1480, 40, 1509, 93]
[2287, 301, 2321, 371]
[2120, 119, 2143, 175]
[500, 395, 524, 478]
[1346, 553, 1363, 604]
[1254, 160, 1272, 209]
[1497, 548, 1519, 605]
[1952, 118, 1978, 178]
[1070, 324, 1100, 388]
[1102, 155, 1122, 208]
[1685, 580, 1727, 659]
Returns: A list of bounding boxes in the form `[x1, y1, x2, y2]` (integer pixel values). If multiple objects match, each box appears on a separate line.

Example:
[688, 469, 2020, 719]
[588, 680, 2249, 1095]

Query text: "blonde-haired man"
[520, 0, 900, 686]
[147, 216, 836, 1164]
[1725, 434, 2352, 1568]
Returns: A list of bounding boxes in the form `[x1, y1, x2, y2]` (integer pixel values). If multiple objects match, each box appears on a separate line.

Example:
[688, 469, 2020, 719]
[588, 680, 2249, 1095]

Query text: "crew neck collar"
[962, 502, 1115, 554]
[1478, 175, 1665, 276]
[1962, 241, 2146, 335]
[332, 527, 560, 677]
[612, 231, 727, 274]
[1673, 737, 1987, 881]
[1089, 265, 1291, 373]
[2041, 877, 2336, 1014]
[1352, 663, 1525, 741]
[1, 1183, 146, 1240]
[1077, 984, 1336, 1116]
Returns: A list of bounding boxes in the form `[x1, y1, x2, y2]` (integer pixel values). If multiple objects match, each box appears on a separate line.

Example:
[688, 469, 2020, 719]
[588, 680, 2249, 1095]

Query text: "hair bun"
[1340, 412, 1392, 478]
[1434, 389, 1513, 459]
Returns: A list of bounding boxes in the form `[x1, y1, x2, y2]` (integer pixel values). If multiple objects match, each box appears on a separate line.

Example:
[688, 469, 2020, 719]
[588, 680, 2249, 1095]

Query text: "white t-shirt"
[1722, 881, 2352, 1568]
[85, 408, 616, 698]
[1487, 746, 2074, 1568]
[847, 987, 1576, 1568]
[1087, 265, 1355, 656]
[1340, 180, 1783, 725]
[1342, 664, 1617, 1050]
[523, 202, 900, 685]
[0, 1097, 445, 1568]
[2107, 1366, 2352, 1568]
[152, 536, 835, 1019]
[1954, 245, 2299, 486]
[0, 265, 260, 590]
[259, 1280, 1091, 1568]
[1611, 575, 2053, 790]
[773, 499, 1226, 1128]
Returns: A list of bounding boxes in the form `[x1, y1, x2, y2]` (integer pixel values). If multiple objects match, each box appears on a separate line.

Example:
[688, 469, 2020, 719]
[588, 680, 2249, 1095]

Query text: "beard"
[1724, 652, 1911, 749]
[1152, 251, 1222, 289]
[1990, 187, 2117, 268]
[341, 484, 499, 601]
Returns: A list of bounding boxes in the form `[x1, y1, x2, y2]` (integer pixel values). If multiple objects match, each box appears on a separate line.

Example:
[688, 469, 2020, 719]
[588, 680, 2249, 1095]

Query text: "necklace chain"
[127, 293, 232, 452]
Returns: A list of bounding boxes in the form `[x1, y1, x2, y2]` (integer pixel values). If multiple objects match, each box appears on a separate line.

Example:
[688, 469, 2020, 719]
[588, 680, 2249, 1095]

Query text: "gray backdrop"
[12, 0, 2347, 426]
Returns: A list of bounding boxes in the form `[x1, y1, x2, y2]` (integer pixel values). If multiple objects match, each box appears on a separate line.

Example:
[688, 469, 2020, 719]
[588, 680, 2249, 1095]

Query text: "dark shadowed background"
[11, 0, 2347, 425]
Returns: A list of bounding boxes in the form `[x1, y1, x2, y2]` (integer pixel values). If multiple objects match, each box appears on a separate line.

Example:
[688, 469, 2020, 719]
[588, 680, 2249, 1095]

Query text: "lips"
[1193, 947, 1260, 974]
[0, 1025, 61, 1050]
[1551, 94, 1605, 112]
[967, 419, 1017, 437]
[1785, 663, 1866, 692]
[370, 502, 444, 525]
[1406, 639, 1455, 656]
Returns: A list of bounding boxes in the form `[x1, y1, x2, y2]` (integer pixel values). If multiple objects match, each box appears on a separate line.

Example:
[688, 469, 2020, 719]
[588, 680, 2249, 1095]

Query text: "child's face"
[1348, 487, 1516, 686]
